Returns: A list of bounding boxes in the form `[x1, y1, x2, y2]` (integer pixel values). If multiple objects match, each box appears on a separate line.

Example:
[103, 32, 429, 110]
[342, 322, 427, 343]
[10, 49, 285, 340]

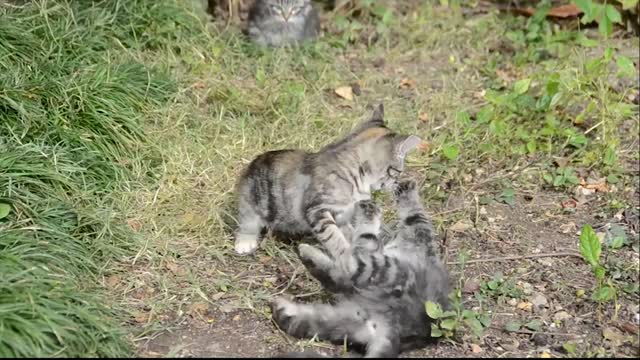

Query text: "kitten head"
[351, 104, 421, 193]
[262, 0, 310, 23]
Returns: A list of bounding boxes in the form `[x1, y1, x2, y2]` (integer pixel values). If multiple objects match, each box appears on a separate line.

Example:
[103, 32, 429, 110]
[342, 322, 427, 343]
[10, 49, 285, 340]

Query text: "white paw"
[298, 243, 315, 258]
[234, 234, 260, 255]
[273, 296, 297, 317]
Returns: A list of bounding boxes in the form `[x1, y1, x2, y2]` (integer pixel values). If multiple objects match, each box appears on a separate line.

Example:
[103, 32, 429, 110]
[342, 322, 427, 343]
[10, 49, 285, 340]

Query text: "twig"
[447, 251, 582, 265]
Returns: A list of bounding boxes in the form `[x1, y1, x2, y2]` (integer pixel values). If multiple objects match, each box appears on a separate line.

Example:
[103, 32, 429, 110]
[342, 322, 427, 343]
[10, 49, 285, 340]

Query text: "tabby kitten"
[271, 180, 450, 358]
[247, 0, 321, 47]
[234, 104, 422, 255]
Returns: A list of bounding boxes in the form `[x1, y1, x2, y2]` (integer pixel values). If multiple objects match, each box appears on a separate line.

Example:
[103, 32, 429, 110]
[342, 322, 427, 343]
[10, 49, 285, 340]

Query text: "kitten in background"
[271, 180, 450, 358]
[246, 0, 320, 47]
[233, 104, 422, 256]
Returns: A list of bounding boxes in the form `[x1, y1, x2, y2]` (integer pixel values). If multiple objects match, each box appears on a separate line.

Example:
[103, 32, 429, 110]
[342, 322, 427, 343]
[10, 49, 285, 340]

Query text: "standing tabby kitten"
[271, 180, 450, 358]
[234, 104, 421, 255]
[247, 0, 320, 47]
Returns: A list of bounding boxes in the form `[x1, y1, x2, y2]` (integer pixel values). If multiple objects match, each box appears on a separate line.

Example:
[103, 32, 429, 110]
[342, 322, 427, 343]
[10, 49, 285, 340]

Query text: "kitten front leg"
[298, 244, 352, 292]
[234, 197, 265, 255]
[305, 207, 355, 274]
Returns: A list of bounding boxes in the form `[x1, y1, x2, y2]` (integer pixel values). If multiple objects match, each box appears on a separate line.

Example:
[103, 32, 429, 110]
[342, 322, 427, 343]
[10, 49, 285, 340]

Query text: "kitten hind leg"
[271, 297, 400, 358]
[234, 198, 265, 255]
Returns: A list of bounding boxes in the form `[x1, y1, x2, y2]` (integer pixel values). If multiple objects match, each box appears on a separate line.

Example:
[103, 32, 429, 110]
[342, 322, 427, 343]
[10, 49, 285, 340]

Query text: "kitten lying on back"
[234, 104, 422, 255]
[246, 0, 320, 47]
[272, 180, 450, 358]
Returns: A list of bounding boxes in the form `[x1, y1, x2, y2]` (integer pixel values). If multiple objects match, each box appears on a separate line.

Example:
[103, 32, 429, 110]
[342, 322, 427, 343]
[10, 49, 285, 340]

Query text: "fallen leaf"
[334, 86, 354, 101]
[540, 351, 552, 358]
[193, 81, 206, 89]
[233, 314, 241, 321]
[553, 311, 571, 322]
[127, 218, 142, 232]
[418, 112, 429, 122]
[548, 4, 582, 18]
[449, 220, 473, 232]
[470, 343, 483, 353]
[617, 322, 639, 335]
[258, 255, 272, 264]
[517, 301, 533, 312]
[399, 78, 417, 89]
[560, 198, 577, 209]
[188, 302, 209, 316]
[462, 279, 480, 294]
[106, 275, 121, 288]
[581, 178, 609, 192]
[512, 4, 582, 18]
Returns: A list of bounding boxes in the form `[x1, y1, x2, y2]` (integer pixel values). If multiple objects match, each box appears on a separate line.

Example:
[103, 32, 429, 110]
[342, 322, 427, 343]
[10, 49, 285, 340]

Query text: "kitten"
[247, 0, 321, 47]
[271, 180, 450, 358]
[234, 104, 422, 255]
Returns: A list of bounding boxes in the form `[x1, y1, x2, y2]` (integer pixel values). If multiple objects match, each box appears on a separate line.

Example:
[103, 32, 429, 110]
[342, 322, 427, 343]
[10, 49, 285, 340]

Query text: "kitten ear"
[395, 135, 421, 160]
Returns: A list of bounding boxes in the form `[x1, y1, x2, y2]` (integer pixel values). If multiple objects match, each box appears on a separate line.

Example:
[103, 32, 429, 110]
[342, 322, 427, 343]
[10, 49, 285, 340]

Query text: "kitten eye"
[387, 166, 401, 178]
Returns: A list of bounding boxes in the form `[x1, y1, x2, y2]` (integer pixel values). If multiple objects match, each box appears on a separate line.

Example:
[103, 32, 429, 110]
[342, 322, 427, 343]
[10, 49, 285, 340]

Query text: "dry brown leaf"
[560, 198, 578, 209]
[106, 275, 121, 288]
[581, 178, 609, 192]
[517, 301, 533, 312]
[512, 4, 582, 18]
[399, 78, 416, 89]
[193, 81, 206, 89]
[470, 344, 483, 353]
[258, 255, 272, 264]
[617, 322, 639, 335]
[188, 302, 209, 315]
[127, 218, 142, 232]
[334, 86, 354, 101]
[418, 112, 429, 122]
[449, 220, 473, 232]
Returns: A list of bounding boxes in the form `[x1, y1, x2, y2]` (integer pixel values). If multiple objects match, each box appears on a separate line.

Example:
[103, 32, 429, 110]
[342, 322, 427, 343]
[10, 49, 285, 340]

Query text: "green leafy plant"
[426, 296, 491, 340]
[579, 224, 619, 314]
[574, 0, 626, 37]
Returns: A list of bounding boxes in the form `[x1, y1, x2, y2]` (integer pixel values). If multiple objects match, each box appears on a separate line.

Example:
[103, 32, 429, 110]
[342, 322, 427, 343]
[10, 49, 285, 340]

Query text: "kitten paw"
[352, 200, 381, 228]
[394, 180, 419, 205]
[234, 234, 260, 255]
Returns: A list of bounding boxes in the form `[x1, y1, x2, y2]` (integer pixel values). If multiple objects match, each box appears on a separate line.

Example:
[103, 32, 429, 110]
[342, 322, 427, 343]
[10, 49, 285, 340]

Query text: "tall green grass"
[0, 0, 205, 356]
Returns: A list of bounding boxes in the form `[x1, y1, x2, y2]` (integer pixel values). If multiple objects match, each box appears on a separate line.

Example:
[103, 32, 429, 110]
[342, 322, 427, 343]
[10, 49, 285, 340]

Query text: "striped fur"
[271, 180, 450, 358]
[234, 104, 422, 255]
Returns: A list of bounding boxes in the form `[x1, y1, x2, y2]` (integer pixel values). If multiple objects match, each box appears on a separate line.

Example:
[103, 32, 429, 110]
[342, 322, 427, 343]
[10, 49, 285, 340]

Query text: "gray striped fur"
[234, 104, 422, 255]
[271, 180, 450, 358]
[247, 0, 320, 47]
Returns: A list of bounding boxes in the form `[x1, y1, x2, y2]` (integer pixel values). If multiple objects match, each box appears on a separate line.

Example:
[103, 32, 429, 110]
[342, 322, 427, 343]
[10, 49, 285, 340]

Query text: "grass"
[2, 0, 638, 357]
[0, 0, 206, 356]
